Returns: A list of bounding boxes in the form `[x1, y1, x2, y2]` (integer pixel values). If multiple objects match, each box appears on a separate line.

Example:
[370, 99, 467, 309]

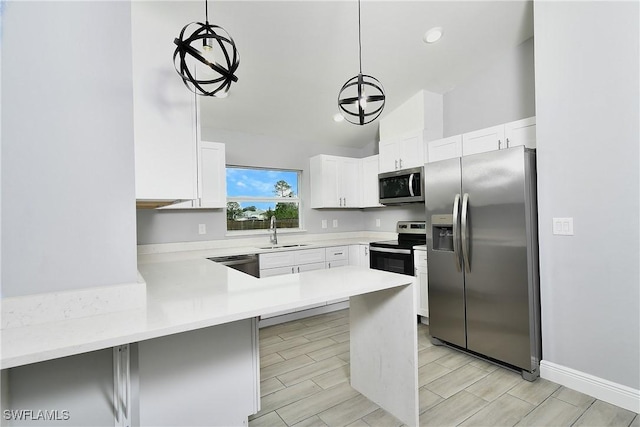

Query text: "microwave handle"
[408, 173, 415, 197]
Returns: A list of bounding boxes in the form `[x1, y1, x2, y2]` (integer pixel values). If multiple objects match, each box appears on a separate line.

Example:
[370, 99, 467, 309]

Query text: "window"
[226, 166, 301, 232]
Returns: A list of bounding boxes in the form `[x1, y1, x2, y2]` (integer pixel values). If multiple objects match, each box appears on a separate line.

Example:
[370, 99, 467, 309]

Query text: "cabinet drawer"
[325, 246, 349, 262]
[259, 251, 296, 269]
[295, 248, 326, 265]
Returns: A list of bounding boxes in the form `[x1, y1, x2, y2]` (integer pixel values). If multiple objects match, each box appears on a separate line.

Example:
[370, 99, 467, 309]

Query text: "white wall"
[534, 1, 639, 390]
[1, 2, 138, 297]
[443, 37, 536, 137]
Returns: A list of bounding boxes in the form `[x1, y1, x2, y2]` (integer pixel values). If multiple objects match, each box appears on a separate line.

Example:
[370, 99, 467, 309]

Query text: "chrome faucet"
[269, 216, 278, 245]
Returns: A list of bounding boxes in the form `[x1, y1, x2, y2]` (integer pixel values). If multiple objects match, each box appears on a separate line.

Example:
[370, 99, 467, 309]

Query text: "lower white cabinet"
[136, 319, 259, 426]
[348, 244, 370, 268]
[325, 246, 349, 269]
[414, 247, 428, 319]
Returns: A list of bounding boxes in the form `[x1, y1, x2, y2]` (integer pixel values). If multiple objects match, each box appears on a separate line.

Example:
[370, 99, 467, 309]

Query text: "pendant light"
[337, 0, 385, 125]
[173, 0, 239, 97]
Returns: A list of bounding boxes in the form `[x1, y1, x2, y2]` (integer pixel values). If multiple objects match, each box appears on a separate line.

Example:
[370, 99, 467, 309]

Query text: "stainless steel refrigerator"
[425, 146, 541, 380]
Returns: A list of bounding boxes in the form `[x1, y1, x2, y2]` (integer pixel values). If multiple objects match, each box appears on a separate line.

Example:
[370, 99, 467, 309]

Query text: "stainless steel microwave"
[378, 166, 425, 205]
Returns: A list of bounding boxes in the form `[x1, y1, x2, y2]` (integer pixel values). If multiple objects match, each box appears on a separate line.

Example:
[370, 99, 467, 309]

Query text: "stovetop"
[370, 221, 426, 250]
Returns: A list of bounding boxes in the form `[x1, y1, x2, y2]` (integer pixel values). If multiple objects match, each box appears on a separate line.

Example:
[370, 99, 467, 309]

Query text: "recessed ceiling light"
[423, 27, 443, 44]
[333, 113, 345, 122]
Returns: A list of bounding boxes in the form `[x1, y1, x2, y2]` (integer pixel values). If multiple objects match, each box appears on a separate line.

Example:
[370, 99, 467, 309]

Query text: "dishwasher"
[208, 254, 260, 278]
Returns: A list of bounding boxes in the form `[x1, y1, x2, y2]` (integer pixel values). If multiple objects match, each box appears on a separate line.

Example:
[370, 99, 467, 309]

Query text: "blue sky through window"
[227, 168, 298, 198]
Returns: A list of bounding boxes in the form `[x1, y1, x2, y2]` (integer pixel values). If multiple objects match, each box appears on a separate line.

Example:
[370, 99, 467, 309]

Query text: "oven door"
[369, 246, 414, 276]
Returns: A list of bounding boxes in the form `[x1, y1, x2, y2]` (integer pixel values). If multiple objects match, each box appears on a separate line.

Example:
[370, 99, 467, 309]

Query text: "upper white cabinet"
[161, 141, 227, 209]
[379, 130, 425, 173]
[504, 117, 537, 149]
[462, 124, 506, 156]
[310, 155, 361, 208]
[132, 2, 199, 203]
[426, 135, 463, 163]
[463, 117, 537, 157]
[361, 155, 383, 208]
[426, 117, 537, 163]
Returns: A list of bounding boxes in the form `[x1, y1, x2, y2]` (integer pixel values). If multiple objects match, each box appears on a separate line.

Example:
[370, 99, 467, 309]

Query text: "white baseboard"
[540, 360, 640, 413]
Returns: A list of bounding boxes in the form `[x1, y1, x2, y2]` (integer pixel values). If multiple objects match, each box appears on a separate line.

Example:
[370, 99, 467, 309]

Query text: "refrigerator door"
[425, 157, 466, 348]
[461, 146, 533, 370]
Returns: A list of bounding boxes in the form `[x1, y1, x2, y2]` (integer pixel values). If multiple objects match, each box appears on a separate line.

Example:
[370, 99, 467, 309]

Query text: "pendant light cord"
[358, 0, 362, 73]
[205, 0, 209, 24]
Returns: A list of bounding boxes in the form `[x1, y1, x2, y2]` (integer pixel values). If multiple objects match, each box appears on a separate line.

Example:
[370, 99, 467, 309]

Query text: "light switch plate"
[198, 224, 207, 235]
[552, 217, 574, 235]
[321, 220, 327, 229]
[332, 219, 338, 228]
[376, 218, 381, 227]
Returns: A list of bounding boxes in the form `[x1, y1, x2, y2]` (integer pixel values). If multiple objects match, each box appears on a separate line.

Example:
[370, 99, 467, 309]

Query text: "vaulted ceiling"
[194, 1, 534, 148]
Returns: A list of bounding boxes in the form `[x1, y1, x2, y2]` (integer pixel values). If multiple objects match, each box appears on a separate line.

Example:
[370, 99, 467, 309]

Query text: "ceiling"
[193, 1, 534, 148]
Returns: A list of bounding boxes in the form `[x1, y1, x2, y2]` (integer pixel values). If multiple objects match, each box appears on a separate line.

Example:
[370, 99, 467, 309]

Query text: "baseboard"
[540, 360, 640, 413]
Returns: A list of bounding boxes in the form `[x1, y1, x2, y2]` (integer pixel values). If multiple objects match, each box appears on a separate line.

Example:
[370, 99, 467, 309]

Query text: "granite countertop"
[1, 245, 411, 369]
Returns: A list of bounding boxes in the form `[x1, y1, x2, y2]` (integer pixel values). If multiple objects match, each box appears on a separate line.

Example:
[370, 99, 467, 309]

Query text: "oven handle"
[369, 246, 412, 255]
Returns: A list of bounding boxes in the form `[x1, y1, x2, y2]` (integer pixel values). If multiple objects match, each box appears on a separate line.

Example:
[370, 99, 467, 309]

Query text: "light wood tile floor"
[250, 309, 639, 427]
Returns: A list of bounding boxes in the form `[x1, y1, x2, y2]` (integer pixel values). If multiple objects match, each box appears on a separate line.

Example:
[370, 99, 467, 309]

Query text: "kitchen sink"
[258, 244, 310, 250]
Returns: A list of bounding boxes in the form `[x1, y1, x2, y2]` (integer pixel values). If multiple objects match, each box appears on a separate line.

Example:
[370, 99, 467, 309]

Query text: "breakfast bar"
[1, 260, 419, 426]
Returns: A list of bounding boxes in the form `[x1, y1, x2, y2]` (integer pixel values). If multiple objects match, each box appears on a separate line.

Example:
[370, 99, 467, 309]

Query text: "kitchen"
[1, 1, 639, 426]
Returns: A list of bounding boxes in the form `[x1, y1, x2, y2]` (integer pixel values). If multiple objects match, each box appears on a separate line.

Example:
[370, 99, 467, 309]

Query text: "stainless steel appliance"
[378, 167, 424, 205]
[425, 146, 541, 380]
[370, 221, 426, 276]
[208, 254, 260, 278]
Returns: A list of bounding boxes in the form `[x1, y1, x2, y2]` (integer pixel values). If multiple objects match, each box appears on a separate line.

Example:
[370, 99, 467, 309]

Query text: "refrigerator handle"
[452, 194, 462, 272]
[461, 193, 471, 273]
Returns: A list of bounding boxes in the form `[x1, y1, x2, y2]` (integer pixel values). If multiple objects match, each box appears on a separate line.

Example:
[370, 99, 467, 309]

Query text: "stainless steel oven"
[370, 221, 426, 276]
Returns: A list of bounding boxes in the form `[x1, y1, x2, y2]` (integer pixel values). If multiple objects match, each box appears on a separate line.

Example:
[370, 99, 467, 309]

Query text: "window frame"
[225, 165, 304, 235]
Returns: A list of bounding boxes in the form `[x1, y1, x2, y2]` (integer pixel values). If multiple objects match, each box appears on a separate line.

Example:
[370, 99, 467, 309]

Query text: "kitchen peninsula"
[1, 255, 419, 426]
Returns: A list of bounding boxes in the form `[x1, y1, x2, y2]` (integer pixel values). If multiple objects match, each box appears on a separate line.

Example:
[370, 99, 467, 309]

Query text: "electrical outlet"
[552, 218, 573, 235]
[198, 224, 207, 235]
[376, 218, 381, 227]
[321, 219, 327, 229]
[332, 219, 338, 228]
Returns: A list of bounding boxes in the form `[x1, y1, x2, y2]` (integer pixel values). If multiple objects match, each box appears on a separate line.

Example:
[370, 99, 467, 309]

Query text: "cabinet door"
[378, 138, 400, 172]
[295, 248, 326, 265]
[326, 259, 349, 269]
[398, 133, 425, 169]
[505, 117, 536, 149]
[361, 155, 383, 207]
[259, 251, 296, 270]
[348, 245, 370, 267]
[339, 158, 361, 207]
[132, 2, 197, 201]
[198, 141, 226, 208]
[462, 125, 505, 156]
[310, 155, 340, 208]
[296, 261, 326, 273]
[414, 249, 428, 318]
[427, 135, 462, 163]
[260, 265, 295, 277]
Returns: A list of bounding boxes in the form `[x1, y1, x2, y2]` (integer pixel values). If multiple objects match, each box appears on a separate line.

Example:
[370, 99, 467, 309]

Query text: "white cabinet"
[426, 135, 463, 163]
[378, 130, 425, 173]
[310, 155, 361, 208]
[361, 155, 383, 208]
[462, 117, 536, 157]
[414, 247, 428, 319]
[325, 246, 349, 269]
[259, 248, 326, 276]
[132, 2, 198, 203]
[462, 124, 506, 156]
[159, 141, 227, 209]
[349, 244, 370, 268]
[504, 117, 537, 149]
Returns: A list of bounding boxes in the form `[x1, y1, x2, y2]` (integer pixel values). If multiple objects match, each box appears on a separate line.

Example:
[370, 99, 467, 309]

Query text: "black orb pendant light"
[173, 0, 239, 97]
[337, 0, 385, 125]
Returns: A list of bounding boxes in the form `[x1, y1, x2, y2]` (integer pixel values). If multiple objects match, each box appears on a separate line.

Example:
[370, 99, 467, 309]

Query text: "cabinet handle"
[498, 139, 502, 149]
[399, 159, 403, 169]
[297, 266, 300, 273]
[291, 267, 295, 274]
[365, 247, 369, 256]
[328, 262, 331, 268]
[394, 160, 398, 170]
[506, 137, 510, 148]
[344, 197, 347, 206]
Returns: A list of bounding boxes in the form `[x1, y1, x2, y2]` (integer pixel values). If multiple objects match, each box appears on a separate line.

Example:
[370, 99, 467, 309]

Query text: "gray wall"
[137, 129, 382, 244]
[443, 37, 536, 137]
[534, 2, 639, 389]
[1, 2, 138, 297]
